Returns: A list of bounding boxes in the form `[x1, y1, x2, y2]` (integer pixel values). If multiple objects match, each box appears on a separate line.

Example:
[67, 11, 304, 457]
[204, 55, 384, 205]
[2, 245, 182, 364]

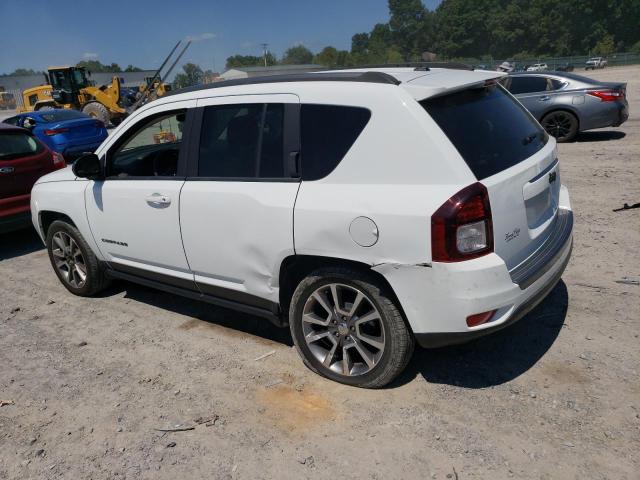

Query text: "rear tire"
[289, 267, 414, 388]
[82, 102, 110, 125]
[541, 110, 579, 142]
[46, 220, 110, 296]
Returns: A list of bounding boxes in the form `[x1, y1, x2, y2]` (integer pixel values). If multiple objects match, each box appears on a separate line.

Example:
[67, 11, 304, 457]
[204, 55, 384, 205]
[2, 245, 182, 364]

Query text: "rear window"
[301, 105, 371, 181]
[421, 85, 547, 180]
[0, 132, 44, 160]
[39, 110, 87, 122]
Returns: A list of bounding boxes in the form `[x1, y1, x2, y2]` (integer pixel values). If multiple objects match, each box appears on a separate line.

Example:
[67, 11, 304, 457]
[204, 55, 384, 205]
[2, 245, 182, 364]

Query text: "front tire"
[289, 267, 414, 388]
[46, 220, 110, 296]
[541, 110, 579, 142]
[82, 102, 110, 125]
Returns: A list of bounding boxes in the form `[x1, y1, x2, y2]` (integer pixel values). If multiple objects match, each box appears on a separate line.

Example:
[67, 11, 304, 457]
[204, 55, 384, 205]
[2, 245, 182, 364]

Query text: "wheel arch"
[39, 211, 76, 238]
[278, 254, 407, 326]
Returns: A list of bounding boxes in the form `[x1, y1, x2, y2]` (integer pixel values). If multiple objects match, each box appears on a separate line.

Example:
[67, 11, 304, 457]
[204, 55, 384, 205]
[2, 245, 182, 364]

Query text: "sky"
[0, 0, 441, 78]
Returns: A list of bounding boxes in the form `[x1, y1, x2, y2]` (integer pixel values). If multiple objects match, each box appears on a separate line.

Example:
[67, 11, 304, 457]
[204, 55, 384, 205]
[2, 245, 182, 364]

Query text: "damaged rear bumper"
[373, 208, 573, 349]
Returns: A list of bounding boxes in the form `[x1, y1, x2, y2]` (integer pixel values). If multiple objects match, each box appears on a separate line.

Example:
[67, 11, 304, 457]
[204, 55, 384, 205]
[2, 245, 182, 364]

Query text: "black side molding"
[105, 268, 285, 327]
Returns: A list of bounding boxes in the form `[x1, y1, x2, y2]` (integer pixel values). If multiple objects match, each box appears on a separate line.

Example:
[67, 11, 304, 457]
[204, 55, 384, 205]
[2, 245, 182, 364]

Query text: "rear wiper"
[522, 133, 538, 145]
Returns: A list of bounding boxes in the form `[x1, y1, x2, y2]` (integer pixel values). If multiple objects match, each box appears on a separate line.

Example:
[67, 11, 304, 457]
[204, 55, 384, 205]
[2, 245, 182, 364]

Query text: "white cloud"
[185, 32, 216, 42]
[83, 52, 99, 60]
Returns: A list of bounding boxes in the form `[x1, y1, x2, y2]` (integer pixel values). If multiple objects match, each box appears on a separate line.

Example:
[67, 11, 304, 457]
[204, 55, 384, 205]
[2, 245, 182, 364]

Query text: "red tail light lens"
[587, 90, 624, 102]
[466, 310, 496, 327]
[44, 128, 69, 136]
[431, 182, 493, 262]
[52, 151, 65, 167]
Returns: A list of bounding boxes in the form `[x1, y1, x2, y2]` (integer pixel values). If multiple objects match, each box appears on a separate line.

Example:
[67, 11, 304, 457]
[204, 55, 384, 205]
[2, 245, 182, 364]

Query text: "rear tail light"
[52, 151, 65, 167]
[466, 310, 496, 328]
[587, 90, 624, 102]
[431, 182, 493, 262]
[44, 127, 69, 136]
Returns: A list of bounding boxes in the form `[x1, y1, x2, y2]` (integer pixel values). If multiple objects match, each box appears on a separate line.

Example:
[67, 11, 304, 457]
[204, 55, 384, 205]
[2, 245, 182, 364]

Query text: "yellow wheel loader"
[18, 40, 191, 125]
[19, 66, 126, 125]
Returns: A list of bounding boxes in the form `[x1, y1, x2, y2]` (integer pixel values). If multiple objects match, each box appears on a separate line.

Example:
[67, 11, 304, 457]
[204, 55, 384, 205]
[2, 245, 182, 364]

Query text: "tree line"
[1, 61, 144, 77]
[226, 0, 640, 70]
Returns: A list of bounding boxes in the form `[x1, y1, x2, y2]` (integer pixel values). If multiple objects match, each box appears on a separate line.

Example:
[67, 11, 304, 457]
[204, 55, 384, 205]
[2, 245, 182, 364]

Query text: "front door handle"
[145, 193, 171, 206]
[539, 95, 551, 101]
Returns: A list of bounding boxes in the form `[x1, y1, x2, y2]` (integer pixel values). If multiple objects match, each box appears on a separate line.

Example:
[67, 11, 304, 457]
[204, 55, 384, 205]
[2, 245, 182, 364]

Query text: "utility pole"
[261, 43, 269, 68]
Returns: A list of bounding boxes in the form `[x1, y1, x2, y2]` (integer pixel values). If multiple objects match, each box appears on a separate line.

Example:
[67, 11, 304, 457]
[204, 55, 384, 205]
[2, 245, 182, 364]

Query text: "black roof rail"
[330, 62, 474, 72]
[166, 71, 400, 97]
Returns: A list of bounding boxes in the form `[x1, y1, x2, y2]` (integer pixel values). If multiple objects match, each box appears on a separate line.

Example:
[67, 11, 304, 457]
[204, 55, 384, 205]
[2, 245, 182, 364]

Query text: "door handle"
[0, 167, 15, 174]
[145, 193, 171, 206]
[539, 95, 551, 101]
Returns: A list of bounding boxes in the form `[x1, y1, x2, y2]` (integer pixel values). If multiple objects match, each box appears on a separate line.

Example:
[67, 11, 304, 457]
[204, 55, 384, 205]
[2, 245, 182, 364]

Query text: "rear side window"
[198, 103, 284, 178]
[0, 132, 44, 160]
[300, 105, 371, 181]
[505, 76, 549, 94]
[422, 85, 547, 180]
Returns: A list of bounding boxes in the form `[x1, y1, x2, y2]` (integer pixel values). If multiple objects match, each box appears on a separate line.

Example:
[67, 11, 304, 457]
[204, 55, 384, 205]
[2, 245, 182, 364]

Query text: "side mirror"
[72, 153, 103, 180]
[23, 117, 36, 129]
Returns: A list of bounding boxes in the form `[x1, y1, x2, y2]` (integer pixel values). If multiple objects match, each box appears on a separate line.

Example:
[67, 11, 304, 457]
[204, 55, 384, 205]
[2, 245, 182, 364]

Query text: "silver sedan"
[501, 72, 628, 142]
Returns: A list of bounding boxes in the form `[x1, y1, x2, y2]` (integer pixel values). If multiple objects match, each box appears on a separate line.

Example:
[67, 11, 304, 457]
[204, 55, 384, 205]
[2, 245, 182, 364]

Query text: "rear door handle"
[145, 193, 171, 206]
[0, 167, 15, 174]
[539, 95, 551, 101]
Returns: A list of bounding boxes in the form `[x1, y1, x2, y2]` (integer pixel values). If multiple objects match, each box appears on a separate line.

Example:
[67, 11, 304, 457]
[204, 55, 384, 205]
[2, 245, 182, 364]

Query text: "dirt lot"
[1, 66, 639, 480]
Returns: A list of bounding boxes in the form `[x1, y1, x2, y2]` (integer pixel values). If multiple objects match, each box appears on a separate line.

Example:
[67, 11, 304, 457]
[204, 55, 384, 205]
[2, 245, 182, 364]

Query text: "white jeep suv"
[31, 67, 573, 388]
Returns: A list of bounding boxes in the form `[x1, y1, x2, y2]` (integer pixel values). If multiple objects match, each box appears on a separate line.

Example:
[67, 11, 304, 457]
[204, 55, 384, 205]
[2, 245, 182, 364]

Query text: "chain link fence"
[449, 51, 640, 70]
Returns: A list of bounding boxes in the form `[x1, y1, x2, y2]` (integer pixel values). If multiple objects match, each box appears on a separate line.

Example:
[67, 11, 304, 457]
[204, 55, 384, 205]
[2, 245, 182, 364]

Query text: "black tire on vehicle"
[541, 110, 579, 143]
[46, 220, 111, 296]
[289, 267, 414, 388]
[82, 102, 110, 125]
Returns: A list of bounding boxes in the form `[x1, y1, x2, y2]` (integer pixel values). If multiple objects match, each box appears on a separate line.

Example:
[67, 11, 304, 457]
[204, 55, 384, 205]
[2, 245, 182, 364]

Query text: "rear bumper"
[374, 205, 573, 349]
[415, 239, 572, 348]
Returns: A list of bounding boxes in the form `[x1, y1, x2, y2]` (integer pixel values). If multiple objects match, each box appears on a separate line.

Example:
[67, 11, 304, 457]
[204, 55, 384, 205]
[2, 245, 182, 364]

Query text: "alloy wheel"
[51, 231, 87, 289]
[301, 283, 385, 376]
[541, 112, 574, 140]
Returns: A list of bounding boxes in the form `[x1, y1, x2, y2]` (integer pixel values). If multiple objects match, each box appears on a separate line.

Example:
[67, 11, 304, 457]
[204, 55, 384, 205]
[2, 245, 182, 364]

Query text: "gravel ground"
[1, 66, 639, 480]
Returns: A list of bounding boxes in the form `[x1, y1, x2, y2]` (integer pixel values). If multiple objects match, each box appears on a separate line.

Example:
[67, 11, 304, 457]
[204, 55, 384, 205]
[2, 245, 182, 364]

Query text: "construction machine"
[19, 66, 125, 125]
[18, 40, 191, 125]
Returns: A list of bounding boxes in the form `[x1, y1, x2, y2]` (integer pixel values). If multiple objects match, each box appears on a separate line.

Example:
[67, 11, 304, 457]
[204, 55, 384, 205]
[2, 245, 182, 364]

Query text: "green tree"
[76, 60, 122, 72]
[173, 63, 203, 89]
[351, 33, 370, 55]
[225, 53, 276, 69]
[388, 0, 426, 58]
[593, 33, 615, 56]
[282, 44, 314, 64]
[2, 68, 41, 76]
[314, 46, 339, 67]
[124, 64, 143, 72]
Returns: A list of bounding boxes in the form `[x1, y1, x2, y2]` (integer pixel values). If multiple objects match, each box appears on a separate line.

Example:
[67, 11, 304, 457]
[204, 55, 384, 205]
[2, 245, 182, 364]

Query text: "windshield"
[72, 69, 90, 88]
[421, 84, 548, 180]
[39, 110, 88, 122]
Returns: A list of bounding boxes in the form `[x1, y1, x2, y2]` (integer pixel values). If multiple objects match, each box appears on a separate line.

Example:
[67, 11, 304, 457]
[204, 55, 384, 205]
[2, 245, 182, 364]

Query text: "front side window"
[198, 103, 284, 178]
[107, 111, 185, 178]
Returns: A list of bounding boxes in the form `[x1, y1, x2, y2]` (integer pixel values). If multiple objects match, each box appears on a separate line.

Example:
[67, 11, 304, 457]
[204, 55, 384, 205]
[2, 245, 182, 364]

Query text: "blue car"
[2, 109, 108, 161]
